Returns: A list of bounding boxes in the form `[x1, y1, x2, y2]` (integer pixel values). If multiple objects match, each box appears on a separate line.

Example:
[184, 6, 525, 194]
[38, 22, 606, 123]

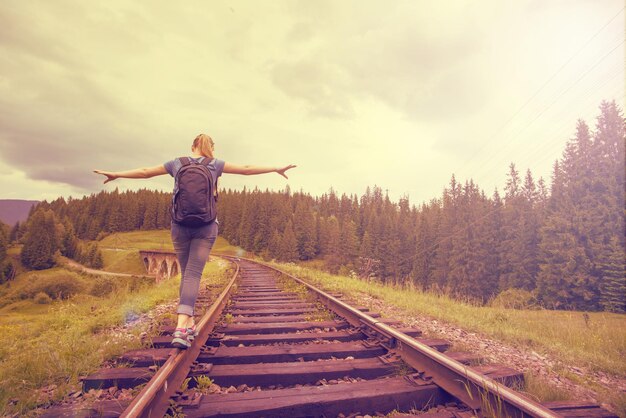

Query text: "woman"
[94, 133, 296, 348]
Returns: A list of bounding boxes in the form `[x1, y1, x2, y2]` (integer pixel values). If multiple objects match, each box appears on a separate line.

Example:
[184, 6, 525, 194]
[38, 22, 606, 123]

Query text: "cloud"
[271, 60, 355, 118]
[0, 4, 86, 71]
[0, 2, 195, 191]
[0, 50, 165, 190]
[270, 1, 494, 121]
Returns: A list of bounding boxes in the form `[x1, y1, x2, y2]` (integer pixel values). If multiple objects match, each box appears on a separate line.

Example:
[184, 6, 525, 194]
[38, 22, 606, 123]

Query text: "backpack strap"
[179, 156, 192, 166]
[201, 158, 219, 201]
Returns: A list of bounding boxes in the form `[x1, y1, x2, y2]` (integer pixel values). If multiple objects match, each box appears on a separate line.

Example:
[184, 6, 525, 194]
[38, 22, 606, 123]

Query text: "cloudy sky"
[0, 1, 623, 205]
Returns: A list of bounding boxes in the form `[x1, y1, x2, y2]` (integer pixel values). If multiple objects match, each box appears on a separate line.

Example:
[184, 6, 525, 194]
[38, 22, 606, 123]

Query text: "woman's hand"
[93, 170, 118, 184]
[276, 164, 297, 179]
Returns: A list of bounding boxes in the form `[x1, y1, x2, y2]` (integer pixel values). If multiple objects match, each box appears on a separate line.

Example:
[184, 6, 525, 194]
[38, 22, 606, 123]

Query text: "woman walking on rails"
[94, 133, 296, 348]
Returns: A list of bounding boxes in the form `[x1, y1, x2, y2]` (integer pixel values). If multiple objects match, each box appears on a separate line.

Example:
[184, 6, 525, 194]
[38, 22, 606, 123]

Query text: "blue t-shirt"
[163, 156, 225, 180]
[164, 156, 226, 224]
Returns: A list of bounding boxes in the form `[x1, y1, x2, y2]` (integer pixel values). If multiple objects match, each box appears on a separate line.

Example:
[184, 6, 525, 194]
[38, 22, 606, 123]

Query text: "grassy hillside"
[0, 229, 236, 416]
[0, 199, 38, 225]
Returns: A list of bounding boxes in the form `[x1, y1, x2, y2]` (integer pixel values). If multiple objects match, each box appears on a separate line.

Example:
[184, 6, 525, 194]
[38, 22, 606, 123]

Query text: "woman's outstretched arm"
[223, 163, 296, 179]
[93, 165, 168, 184]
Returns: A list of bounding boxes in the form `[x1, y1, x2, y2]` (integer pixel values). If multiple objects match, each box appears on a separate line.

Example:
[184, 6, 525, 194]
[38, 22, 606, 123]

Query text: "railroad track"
[42, 257, 617, 418]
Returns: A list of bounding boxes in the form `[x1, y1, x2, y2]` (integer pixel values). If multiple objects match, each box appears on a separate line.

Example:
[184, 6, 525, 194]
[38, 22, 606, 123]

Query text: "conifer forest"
[7, 101, 625, 312]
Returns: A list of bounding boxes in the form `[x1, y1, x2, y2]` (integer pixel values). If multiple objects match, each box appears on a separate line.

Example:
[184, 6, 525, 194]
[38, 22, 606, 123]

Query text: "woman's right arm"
[93, 165, 168, 184]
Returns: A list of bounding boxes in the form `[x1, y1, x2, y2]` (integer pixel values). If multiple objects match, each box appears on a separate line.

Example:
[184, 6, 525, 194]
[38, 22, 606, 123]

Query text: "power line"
[457, 6, 625, 179]
[518, 70, 624, 173]
[472, 60, 624, 188]
[468, 38, 625, 186]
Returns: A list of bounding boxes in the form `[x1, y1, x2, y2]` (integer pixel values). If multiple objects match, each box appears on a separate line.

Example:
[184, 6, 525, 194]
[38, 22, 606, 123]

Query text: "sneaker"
[186, 324, 198, 342]
[171, 328, 191, 349]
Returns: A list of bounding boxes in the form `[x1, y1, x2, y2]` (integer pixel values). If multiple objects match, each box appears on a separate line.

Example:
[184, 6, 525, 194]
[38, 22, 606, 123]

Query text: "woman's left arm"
[223, 163, 296, 179]
[93, 165, 168, 184]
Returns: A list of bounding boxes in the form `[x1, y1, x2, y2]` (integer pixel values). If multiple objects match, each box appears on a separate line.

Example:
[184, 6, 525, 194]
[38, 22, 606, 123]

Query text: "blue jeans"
[171, 221, 218, 316]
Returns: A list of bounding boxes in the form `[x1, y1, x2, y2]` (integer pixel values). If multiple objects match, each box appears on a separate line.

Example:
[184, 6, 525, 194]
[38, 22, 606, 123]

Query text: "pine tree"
[20, 209, 59, 270]
[591, 101, 626, 311]
[60, 218, 79, 259]
[268, 229, 282, 260]
[447, 180, 492, 301]
[482, 189, 504, 299]
[156, 195, 169, 228]
[9, 221, 20, 243]
[237, 193, 256, 250]
[92, 246, 104, 269]
[518, 169, 540, 289]
[323, 216, 341, 272]
[432, 175, 460, 289]
[378, 213, 400, 282]
[314, 213, 322, 256]
[537, 217, 594, 309]
[411, 206, 437, 289]
[142, 195, 158, 230]
[359, 230, 374, 259]
[0, 221, 7, 265]
[279, 220, 298, 262]
[108, 201, 124, 232]
[499, 163, 524, 290]
[338, 219, 359, 267]
[293, 201, 317, 260]
[537, 120, 601, 310]
[598, 236, 626, 313]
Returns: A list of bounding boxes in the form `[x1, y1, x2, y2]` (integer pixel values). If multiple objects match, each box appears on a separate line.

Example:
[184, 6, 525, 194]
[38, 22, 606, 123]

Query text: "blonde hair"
[192, 134, 215, 158]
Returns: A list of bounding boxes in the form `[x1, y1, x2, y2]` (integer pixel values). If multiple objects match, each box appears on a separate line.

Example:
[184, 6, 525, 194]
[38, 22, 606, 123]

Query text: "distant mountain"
[0, 199, 39, 226]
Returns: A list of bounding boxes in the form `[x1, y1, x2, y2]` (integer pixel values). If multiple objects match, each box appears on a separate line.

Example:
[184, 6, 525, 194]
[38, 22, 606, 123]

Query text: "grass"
[100, 249, 147, 275]
[263, 259, 626, 414]
[193, 375, 214, 393]
[7, 245, 21, 256]
[98, 229, 175, 251]
[519, 372, 573, 402]
[0, 229, 236, 416]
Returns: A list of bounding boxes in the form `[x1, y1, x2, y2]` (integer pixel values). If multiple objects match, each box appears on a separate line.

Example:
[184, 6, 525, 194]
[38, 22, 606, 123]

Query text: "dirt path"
[60, 257, 154, 278]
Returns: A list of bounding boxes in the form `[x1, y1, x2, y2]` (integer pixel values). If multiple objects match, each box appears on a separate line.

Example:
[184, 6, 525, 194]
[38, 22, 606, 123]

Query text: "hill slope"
[0, 199, 39, 225]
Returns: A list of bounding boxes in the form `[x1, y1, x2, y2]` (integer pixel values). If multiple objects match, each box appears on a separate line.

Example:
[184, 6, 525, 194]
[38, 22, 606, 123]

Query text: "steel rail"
[120, 257, 240, 418]
[223, 256, 560, 418]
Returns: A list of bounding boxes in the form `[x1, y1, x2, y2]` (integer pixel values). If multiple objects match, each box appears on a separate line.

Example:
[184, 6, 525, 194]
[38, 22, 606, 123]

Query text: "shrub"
[33, 291, 52, 304]
[337, 265, 353, 277]
[490, 288, 538, 310]
[89, 276, 118, 297]
[2, 262, 16, 283]
[126, 276, 153, 293]
[20, 271, 86, 300]
[96, 231, 110, 241]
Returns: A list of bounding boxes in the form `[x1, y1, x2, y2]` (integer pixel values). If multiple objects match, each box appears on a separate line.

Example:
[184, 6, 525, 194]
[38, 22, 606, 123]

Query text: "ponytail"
[192, 134, 214, 159]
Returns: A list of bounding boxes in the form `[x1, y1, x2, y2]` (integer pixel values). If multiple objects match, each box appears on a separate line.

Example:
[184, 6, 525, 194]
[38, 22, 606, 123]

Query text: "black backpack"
[170, 157, 219, 227]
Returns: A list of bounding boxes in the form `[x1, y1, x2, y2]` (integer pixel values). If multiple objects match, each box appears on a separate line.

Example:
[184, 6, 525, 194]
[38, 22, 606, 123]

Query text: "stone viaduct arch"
[139, 250, 180, 282]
